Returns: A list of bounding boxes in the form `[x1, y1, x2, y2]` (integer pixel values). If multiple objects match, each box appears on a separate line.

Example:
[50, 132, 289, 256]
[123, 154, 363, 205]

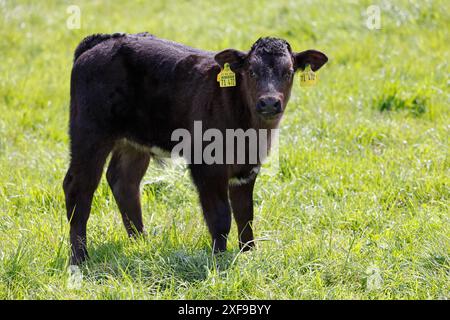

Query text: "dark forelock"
[250, 37, 292, 56]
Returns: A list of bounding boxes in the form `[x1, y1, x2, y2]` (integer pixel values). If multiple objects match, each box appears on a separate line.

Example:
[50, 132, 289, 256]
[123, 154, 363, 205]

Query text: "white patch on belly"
[229, 166, 260, 186]
[149, 146, 171, 158]
[121, 139, 171, 158]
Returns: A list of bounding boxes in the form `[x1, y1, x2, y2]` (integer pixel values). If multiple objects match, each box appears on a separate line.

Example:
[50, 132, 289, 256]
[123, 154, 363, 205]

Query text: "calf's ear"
[294, 50, 328, 71]
[214, 49, 247, 69]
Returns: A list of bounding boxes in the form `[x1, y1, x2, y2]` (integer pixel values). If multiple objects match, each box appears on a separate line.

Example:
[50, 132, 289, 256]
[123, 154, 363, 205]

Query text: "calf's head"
[215, 37, 328, 122]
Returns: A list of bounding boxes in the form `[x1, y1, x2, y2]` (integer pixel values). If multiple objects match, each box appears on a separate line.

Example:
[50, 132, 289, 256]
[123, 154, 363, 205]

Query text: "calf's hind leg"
[106, 144, 150, 236]
[63, 135, 113, 265]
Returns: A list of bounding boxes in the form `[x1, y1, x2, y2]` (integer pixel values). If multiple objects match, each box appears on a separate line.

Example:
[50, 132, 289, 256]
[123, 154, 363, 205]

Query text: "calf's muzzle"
[256, 96, 283, 119]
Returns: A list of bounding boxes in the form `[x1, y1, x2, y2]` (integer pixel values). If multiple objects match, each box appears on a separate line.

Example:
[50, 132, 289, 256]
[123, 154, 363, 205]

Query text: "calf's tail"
[73, 33, 125, 62]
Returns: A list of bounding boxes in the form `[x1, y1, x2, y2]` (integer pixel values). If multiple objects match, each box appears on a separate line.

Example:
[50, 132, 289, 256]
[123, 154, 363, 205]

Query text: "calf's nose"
[256, 96, 282, 116]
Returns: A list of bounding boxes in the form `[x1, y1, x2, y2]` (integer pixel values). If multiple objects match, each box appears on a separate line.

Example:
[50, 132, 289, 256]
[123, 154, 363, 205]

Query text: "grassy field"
[0, 0, 448, 299]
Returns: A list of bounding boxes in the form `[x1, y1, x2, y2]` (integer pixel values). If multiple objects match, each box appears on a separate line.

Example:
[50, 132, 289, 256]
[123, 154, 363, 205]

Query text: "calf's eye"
[249, 70, 257, 78]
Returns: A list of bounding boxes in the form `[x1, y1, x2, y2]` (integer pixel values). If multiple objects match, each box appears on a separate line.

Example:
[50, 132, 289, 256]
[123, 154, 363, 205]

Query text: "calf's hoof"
[239, 241, 256, 252]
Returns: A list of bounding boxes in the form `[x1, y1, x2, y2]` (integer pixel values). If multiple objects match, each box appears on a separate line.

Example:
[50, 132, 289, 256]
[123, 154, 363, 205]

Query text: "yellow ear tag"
[217, 63, 236, 87]
[299, 64, 317, 87]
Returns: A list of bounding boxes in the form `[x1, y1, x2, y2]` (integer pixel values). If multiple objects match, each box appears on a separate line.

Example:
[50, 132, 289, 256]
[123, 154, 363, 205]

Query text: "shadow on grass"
[81, 239, 238, 285]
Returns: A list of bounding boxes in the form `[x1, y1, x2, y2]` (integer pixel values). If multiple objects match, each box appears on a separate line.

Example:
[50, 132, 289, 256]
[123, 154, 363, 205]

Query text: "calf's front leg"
[229, 178, 256, 251]
[191, 167, 231, 252]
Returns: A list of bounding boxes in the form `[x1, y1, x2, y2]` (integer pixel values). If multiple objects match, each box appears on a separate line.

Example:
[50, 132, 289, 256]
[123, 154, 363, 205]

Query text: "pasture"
[0, 0, 448, 299]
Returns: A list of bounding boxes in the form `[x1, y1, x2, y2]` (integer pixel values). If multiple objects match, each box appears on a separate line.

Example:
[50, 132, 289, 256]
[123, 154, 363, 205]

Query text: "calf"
[63, 33, 327, 264]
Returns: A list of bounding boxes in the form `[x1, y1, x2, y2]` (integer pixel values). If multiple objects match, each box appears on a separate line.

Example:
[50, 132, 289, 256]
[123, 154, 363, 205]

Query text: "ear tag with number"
[217, 63, 236, 87]
[299, 64, 317, 87]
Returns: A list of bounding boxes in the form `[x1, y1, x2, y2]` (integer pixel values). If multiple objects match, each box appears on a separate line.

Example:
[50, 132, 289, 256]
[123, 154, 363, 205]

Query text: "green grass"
[0, 0, 449, 299]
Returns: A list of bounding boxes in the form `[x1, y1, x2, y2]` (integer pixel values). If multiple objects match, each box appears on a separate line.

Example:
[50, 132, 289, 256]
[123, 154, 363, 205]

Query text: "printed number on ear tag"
[217, 63, 236, 87]
[299, 64, 317, 87]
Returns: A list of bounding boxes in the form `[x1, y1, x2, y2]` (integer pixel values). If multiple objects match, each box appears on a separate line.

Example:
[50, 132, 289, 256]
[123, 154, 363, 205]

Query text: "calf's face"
[215, 37, 328, 122]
